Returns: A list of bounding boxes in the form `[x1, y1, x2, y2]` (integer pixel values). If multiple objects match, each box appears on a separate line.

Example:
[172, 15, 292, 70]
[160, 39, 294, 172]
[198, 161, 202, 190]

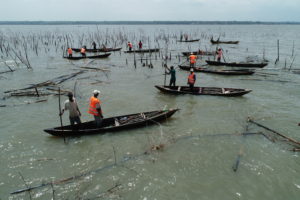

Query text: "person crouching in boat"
[88, 90, 103, 128]
[67, 47, 73, 58]
[187, 68, 196, 92]
[189, 52, 197, 68]
[81, 46, 86, 57]
[128, 42, 133, 51]
[217, 48, 223, 62]
[60, 92, 82, 127]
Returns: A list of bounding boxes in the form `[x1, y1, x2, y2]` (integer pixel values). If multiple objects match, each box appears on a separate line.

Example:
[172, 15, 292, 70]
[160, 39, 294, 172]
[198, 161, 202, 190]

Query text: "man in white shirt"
[60, 92, 82, 127]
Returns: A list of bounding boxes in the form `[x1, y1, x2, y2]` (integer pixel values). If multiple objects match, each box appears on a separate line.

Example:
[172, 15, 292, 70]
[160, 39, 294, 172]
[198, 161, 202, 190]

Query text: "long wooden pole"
[58, 87, 65, 143]
[249, 120, 300, 146]
[232, 123, 248, 172]
[277, 39, 280, 61]
[164, 65, 167, 86]
[58, 87, 63, 128]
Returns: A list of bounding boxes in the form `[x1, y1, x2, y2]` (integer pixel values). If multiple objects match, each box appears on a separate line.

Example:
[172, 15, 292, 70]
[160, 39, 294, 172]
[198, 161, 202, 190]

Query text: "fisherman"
[189, 52, 197, 68]
[101, 44, 107, 51]
[92, 41, 97, 50]
[60, 92, 81, 127]
[165, 64, 176, 87]
[88, 90, 103, 128]
[187, 68, 196, 92]
[67, 47, 73, 58]
[138, 40, 143, 49]
[80, 46, 86, 57]
[216, 48, 223, 62]
[128, 42, 133, 51]
[184, 34, 189, 41]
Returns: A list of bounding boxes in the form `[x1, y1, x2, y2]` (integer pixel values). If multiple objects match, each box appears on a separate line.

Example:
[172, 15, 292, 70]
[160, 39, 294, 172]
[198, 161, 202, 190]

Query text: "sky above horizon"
[1, 0, 299, 22]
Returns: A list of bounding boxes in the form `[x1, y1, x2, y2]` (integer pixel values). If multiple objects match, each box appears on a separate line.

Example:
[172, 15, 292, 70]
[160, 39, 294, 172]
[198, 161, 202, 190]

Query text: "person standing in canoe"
[128, 42, 133, 51]
[187, 68, 196, 92]
[217, 48, 223, 62]
[138, 41, 143, 49]
[189, 53, 197, 68]
[60, 92, 81, 127]
[67, 47, 73, 58]
[184, 34, 189, 41]
[92, 41, 97, 50]
[88, 90, 103, 128]
[165, 64, 176, 87]
[81, 46, 86, 57]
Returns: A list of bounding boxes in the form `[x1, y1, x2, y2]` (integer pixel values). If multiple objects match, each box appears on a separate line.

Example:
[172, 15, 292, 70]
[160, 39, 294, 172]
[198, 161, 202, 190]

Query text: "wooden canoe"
[124, 48, 160, 53]
[182, 51, 215, 56]
[178, 65, 255, 75]
[210, 38, 239, 44]
[71, 47, 122, 52]
[155, 85, 251, 97]
[205, 60, 268, 68]
[44, 109, 178, 137]
[177, 39, 200, 42]
[63, 53, 111, 60]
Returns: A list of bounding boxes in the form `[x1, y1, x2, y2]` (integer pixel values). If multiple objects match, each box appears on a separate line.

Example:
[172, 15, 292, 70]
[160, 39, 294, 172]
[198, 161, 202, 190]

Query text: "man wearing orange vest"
[88, 90, 103, 127]
[189, 53, 197, 68]
[128, 42, 133, 51]
[81, 46, 86, 57]
[67, 47, 73, 58]
[187, 68, 196, 92]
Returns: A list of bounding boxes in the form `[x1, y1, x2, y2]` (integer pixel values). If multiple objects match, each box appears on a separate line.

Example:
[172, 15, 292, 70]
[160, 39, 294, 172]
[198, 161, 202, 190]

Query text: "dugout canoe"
[205, 60, 268, 68]
[182, 51, 215, 56]
[124, 48, 160, 53]
[178, 65, 255, 75]
[44, 109, 178, 137]
[155, 85, 251, 97]
[71, 47, 122, 52]
[210, 38, 239, 44]
[177, 39, 200, 42]
[63, 53, 111, 60]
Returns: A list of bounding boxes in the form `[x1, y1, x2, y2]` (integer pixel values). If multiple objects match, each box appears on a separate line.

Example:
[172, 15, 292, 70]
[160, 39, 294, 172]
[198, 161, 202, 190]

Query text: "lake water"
[1, 24, 300, 199]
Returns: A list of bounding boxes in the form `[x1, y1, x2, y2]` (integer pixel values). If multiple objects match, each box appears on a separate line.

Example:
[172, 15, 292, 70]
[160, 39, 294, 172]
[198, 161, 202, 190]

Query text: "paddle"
[221, 48, 227, 63]
[232, 122, 248, 172]
[163, 64, 167, 86]
[58, 87, 66, 143]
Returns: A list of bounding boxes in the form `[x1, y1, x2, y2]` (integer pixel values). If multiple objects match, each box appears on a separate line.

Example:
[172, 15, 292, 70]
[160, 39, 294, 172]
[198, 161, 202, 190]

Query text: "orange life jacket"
[68, 48, 72, 54]
[189, 55, 197, 64]
[81, 48, 86, 54]
[128, 43, 133, 48]
[88, 96, 101, 116]
[188, 73, 195, 84]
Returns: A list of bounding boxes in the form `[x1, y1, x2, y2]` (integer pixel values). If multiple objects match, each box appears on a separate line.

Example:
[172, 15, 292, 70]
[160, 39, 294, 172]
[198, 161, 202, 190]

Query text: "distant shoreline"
[0, 21, 299, 25]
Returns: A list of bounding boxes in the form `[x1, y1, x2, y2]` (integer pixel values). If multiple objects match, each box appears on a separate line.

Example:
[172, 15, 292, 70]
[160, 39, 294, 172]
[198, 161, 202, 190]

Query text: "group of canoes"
[45, 89, 179, 137]
[47, 37, 266, 137]
[65, 42, 122, 60]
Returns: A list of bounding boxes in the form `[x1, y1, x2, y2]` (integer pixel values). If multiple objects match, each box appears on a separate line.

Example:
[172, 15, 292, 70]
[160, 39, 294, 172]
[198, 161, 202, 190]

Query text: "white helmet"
[93, 90, 100, 95]
[190, 68, 194, 72]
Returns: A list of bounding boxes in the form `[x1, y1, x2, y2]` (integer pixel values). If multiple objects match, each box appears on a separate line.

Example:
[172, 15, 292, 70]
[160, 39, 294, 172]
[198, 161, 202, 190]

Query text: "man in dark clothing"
[164, 64, 176, 87]
[92, 42, 97, 50]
